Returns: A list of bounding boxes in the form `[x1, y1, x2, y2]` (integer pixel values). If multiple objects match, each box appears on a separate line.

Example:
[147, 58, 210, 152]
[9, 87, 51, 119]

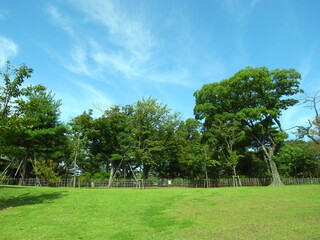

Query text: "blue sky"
[0, 0, 320, 134]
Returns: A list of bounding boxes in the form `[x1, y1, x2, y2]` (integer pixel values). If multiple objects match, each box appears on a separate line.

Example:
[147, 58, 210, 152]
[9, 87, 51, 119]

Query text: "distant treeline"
[1, 62, 319, 186]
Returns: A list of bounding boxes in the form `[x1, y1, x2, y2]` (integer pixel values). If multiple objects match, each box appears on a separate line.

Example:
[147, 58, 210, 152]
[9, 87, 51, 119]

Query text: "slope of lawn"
[0, 185, 319, 240]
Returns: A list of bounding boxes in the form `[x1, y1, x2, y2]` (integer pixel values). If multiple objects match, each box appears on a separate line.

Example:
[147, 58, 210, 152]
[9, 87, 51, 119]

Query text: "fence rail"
[1, 177, 320, 188]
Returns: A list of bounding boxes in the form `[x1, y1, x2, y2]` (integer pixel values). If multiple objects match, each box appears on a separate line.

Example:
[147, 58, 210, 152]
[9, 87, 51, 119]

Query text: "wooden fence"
[1, 177, 320, 188]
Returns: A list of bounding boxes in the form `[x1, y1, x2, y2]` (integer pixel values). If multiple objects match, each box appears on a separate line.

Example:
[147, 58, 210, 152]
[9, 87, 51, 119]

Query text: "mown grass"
[0, 185, 319, 240]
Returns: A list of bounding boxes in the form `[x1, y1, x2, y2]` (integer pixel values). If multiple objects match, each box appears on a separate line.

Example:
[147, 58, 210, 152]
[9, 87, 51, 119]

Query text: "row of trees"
[1, 62, 319, 186]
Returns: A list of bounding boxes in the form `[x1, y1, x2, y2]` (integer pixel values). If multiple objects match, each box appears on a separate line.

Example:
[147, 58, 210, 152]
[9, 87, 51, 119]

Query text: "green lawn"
[0, 185, 319, 240]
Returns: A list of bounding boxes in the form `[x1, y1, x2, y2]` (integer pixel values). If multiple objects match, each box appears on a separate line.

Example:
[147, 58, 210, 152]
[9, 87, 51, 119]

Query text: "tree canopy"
[1, 63, 319, 185]
[194, 67, 303, 185]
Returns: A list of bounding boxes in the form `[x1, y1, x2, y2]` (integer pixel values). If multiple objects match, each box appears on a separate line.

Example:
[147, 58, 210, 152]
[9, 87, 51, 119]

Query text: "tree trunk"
[19, 158, 27, 185]
[268, 157, 283, 186]
[107, 165, 115, 188]
[259, 140, 284, 186]
[204, 168, 209, 188]
[232, 166, 242, 187]
[263, 155, 271, 174]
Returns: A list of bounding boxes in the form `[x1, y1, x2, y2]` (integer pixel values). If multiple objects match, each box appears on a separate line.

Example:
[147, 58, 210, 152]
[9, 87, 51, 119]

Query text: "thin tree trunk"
[19, 157, 27, 185]
[73, 175, 76, 188]
[204, 168, 209, 188]
[107, 165, 115, 188]
[232, 166, 242, 187]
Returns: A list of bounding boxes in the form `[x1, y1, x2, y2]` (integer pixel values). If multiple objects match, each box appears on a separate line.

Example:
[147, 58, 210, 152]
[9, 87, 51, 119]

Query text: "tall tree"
[12, 88, 67, 183]
[1, 62, 67, 183]
[92, 105, 134, 185]
[194, 67, 303, 185]
[173, 118, 218, 179]
[0, 61, 34, 156]
[68, 110, 97, 177]
[130, 97, 180, 178]
[212, 118, 244, 185]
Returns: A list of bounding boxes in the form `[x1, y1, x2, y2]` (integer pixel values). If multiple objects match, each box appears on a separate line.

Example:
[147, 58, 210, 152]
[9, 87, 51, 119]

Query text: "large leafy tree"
[68, 110, 98, 177]
[212, 118, 245, 184]
[172, 118, 218, 179]
[92, 105, 134, 185]
[1, 62, 67, 183]
[130, 97, 180, 178]
[12, 88, 67, 183]
[194, 67, 303, 185]
[0, 61, 35, 156]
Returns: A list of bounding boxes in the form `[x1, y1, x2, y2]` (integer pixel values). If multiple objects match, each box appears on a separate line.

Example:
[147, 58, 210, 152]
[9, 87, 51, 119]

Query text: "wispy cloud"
[75, 0, 155, 60]
[47, 6, 104, 82]
[71, 0, 157, 82]
[47, 6, 77, 40]
[57, 80, 114, 122]
[74, 80, 113, 106]
[223, 0, 259, 24]
[72, 80, 113, 117]
[0, 10, 7, 20]
[221, 0, 259, 65]
[0, 36, 18, 67]
[299, 51, 313, 80]
[298, 45, 320, 91]
[49, 0, 203, 87]
[67, 45, 93, 76]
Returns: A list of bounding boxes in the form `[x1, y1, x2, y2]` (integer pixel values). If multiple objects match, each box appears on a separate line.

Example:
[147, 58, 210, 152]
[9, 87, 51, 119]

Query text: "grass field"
[0, 185, 319, 240]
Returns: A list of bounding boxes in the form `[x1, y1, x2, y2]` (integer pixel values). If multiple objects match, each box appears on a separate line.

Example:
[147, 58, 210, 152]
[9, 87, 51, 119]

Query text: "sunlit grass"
[1, 185, 319, 239]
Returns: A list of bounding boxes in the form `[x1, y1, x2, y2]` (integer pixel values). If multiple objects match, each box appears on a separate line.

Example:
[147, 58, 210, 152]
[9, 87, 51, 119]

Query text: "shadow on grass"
[139, 194, 193, 232]
[0, 190, 68, 210]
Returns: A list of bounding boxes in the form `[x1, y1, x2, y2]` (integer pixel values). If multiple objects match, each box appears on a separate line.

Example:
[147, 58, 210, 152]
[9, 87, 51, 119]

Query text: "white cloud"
[70, 0, 157, 81]
[299, 48, 316, 81]
[297, 45, 320, 92]
[67, 45, 91, 76]
[58, 80, 114, 122]
[0, 12, 6, 20]
[48, 0, 224, 90]
[0, 36, 18, 67]
[47, 6, 77, 40]
[75, 0, 155, 58]
[223, 0, 259, 19]
[0, 9, 10, 21]
[221, 0, 260, 65]
[73, 80, 113, 107]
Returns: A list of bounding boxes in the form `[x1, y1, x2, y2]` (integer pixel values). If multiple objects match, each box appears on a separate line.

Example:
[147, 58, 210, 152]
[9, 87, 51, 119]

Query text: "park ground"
[0, 185, 319, 240]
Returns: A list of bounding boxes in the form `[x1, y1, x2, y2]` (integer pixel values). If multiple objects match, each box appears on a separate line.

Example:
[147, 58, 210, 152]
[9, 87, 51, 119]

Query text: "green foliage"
[68, 110, 99, 177]
[33, 159, 60, 186]
[194, 67, 303, 183]
[130, 97, 180, 177]
[0, 61, 33, 117]
[275, 141, 320, 177]
[2, 62, 319, 181]
[1, 62, 68, 182]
